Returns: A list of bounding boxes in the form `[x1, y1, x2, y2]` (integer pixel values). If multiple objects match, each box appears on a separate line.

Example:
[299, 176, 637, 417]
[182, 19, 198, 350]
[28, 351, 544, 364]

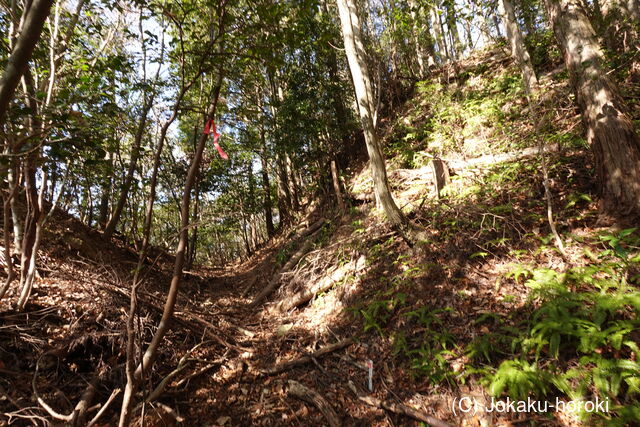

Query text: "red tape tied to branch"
[204, 119, 229, 160]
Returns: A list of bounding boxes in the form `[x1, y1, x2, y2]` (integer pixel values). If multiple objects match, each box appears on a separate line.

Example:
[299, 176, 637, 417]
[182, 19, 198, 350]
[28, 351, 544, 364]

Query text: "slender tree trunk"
[8, 161, 22, 253]
[409, 0, 427, 77]
[330, 158, 346, 212]
[276, 153, 292, 226]
[0, 179, 19, 300]
[337, 0, 408, 230]
[499, 0, 539, 95]
[104, 19, 164, 239]
[431, 5, 450, 61]
[186, 177, 200, 270]
[98, 152, 113, 229]
[544, 0, 640, 214]
[17, 169, 46, 310]
[0, 0, 54, 127]
[286, 154, 300, 211]
[118, 7, 225, 425]
[445, 0, 462, 58]
[259, 128, 275, 238]
[132, 33, 226, 386]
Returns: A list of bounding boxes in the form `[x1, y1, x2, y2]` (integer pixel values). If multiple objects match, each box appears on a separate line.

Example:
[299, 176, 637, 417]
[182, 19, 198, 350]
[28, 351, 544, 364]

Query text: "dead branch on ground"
[261, 338, 354, 376]
[287, 380, 341, 427]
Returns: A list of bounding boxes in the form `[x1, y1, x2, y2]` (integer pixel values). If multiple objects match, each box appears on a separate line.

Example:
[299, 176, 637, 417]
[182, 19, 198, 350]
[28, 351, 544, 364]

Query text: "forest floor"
[2, 46, 640, 426]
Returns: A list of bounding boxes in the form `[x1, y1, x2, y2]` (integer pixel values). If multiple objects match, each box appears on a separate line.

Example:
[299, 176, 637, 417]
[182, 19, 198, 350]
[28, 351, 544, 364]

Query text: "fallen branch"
[287, 380, 341, 427]
[390, 143, 563, 186]
[250, 225, 323, 307]
[33, 352, 100, 425]
[274, 255, 366, 313]
[99, 280, 241, 352]
[87, 388, 121, 427]
[261, 338, 354, 376]
[348, 381, 450, 427]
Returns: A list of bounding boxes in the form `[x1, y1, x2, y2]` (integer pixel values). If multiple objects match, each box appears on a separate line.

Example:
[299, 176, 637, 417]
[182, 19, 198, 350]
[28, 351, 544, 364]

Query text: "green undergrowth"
[352, 227, 640, 424]
[468, 228, 640, 424]
[385, 56, 539, 167]
[348, 142, 640, 422]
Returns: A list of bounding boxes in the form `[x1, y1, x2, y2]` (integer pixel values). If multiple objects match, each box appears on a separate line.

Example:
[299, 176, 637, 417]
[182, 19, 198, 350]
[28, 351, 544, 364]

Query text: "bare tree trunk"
[409, 0, 427, 77]
[431, 4, 450, 62]
[337, 0, 408, 230]
[276, 153, 292, 226]
[17, 168, 46, 310]
[445, 0, 462, 58]
[8, 161, 22, 253]
[286, 154, 300, 211]
[260, 128, 275, 238]
[499, 0, 538, 95]
[0, 179, 19, 300]
[330, 158, 345, 213]
[118, 7, 225, 425]
[186, 177, 200, 270]
[0, 0, 54, 127]
[544, 0, 640, 214]
[98, 152, 113, 229]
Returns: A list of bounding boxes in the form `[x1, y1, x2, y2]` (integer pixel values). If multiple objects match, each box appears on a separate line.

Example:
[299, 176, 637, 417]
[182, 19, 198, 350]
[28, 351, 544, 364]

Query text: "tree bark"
[336, 0, 408, 230]
[499, 0, 539, 95]
[0, 0, 54, 127]
[276, 153, 292, 226]
[330, 158, 346, 212]
[544, 0, 640, 214]
[260, 128, 275, 238]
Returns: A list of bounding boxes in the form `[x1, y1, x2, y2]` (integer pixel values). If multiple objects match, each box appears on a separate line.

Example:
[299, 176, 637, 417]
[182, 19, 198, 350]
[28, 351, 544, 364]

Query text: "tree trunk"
[330, 158, 346, 212]
[98, 152, 113, 229]
[431, 5, 450, 62]
[260, 129, 275, 238]
[8, 161, 22, 253]
[336, 0, 408, 230]
[445, 0, 462, 59]
[409, 0, 428, 77]
[104, 19, 163, 239]
[286, 154, 300, 211]
[0, 0, 54, 127]
[276, 153, 292, 226]
[499, 0, 538, 95]
[544, 0, 640, 214]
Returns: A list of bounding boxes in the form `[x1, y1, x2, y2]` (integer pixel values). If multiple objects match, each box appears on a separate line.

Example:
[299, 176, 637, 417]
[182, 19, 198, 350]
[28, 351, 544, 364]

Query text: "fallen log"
[261, 338, 354, 376]
[275, 255, 366, 313]
[249, 225, 324, 307]
[287, 380, 341, 427]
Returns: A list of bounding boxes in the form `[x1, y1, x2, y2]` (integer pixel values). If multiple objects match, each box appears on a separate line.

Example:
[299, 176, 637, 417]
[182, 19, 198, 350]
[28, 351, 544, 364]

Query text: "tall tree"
[499, 0, 538, 95]
[0, 0, 54, 127]
[544, 0, 640, 214]
[336, 0, 408, 230]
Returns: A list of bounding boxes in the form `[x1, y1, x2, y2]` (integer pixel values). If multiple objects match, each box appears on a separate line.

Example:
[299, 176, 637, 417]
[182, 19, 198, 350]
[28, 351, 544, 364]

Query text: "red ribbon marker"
[204, 119, 228, 160]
